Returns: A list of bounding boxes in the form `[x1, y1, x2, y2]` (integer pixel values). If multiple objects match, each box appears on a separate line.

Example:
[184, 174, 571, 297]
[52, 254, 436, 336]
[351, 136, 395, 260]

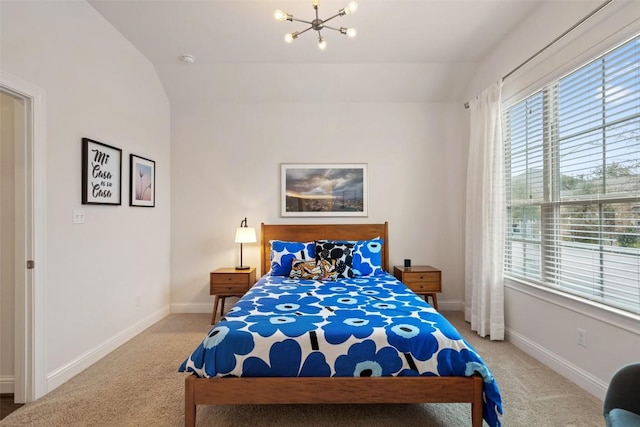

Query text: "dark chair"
[604, 363, 640, 427]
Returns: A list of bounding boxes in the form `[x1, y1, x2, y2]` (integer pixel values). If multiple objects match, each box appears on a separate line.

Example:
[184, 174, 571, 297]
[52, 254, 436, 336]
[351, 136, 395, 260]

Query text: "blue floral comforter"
[179, 273, 503, 427]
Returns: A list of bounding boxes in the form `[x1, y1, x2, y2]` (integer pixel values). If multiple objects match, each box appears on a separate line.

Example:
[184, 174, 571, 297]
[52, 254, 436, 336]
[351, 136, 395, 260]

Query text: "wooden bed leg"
[185, 375, 196, 427]
[471, 375, 483, 427]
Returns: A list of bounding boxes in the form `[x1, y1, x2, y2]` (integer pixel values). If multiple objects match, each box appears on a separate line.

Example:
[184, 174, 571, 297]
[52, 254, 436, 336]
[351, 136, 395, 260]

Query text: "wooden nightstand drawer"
[210, 282, 249, 294]
[406, 281, 441, 293]
[209, 268, 256, 296]
[210, 273, 249, 285]
[403, 271, 440, 284]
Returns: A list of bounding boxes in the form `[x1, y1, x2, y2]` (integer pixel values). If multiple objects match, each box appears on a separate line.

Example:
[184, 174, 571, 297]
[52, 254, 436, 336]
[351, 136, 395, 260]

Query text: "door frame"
[0, 71, 46, 402]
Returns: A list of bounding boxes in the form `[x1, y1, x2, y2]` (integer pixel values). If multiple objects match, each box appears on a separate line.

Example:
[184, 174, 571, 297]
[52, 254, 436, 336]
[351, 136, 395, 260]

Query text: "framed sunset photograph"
[281, 163, 368, 217]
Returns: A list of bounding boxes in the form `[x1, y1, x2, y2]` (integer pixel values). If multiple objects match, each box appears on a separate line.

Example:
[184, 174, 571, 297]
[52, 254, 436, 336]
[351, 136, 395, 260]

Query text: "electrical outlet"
[577, 328, 587, 347]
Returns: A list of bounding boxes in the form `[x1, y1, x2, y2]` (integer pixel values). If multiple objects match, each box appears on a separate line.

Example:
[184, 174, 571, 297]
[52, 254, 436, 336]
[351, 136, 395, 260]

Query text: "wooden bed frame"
[185, 223, 483, 427]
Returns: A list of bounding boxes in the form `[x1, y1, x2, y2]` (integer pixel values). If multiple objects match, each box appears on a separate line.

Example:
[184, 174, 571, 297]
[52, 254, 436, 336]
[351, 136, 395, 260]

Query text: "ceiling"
[88, 0, 543, 105]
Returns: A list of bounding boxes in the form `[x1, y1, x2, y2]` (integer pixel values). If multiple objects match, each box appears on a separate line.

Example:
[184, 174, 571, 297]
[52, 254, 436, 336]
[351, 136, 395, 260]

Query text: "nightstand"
[209, 267, 256, 324]
[393, 265, 442, 310]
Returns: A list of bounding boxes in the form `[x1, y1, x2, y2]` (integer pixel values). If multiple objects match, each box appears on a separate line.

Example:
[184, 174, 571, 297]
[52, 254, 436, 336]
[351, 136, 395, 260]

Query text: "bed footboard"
[184, 374, 483, 427]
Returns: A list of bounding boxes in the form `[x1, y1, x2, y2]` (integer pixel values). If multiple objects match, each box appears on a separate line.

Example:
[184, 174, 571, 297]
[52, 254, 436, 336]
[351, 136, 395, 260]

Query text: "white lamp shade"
[235, 227, 257, 244]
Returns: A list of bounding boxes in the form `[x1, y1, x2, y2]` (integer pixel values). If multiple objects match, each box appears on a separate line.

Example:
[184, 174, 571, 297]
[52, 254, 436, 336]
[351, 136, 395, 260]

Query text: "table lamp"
[235, 217, 256, 270]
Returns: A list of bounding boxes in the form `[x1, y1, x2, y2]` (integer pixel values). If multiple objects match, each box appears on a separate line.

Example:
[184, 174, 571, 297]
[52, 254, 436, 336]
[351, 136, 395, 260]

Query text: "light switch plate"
[73, 209, 85, 224]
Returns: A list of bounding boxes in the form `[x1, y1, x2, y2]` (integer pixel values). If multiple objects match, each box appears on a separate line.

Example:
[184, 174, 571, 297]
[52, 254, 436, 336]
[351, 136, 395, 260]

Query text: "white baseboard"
[46, 306, 170, 393]
[506, 327, 608, 400]
[437, 300, 464, 312]
[0, 375, 14, 394]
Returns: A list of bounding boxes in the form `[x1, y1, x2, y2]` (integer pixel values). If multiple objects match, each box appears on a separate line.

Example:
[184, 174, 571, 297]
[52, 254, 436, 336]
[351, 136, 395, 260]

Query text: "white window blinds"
[504, 35, 640, 314]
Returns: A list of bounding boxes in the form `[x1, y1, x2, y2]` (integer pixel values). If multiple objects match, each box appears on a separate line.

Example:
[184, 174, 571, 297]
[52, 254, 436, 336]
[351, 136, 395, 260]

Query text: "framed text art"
[281, 163, 368, 217]
[130, 154, 155, 207]
[81, 138, 122, 205]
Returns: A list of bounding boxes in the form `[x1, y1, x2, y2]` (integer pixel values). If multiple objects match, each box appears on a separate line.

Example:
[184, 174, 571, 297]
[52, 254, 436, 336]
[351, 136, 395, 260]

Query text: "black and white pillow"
[315, 240, 354, 278]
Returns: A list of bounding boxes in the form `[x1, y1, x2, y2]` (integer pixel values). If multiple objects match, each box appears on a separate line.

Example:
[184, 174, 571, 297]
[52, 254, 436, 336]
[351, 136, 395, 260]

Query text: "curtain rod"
[464, 0, 615, 109]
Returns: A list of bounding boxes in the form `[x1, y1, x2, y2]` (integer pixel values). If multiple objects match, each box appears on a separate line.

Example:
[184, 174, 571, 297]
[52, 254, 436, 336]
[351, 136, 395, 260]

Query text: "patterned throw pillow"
[289, 258, 338, 281]
[269, 240, 315, 276]
[289, 259, 323, 280]
[330, 238, 384, 276]
[352, 238, 384, 276]
[315, 240, 354, 278]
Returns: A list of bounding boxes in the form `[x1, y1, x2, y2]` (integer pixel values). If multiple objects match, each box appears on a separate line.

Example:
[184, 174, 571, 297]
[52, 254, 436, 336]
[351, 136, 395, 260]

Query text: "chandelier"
[274, 0, 358, 50]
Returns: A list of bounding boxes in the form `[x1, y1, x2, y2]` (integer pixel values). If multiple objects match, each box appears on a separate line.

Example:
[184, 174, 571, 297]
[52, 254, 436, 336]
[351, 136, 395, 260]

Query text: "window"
[504, 35, 640, 315]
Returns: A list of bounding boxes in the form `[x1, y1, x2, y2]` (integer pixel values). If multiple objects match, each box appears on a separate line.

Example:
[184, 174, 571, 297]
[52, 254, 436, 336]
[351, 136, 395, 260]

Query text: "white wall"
[464, 1, 640, 400]
[170, 101, 468, 313]
[0, 1, 171, 394]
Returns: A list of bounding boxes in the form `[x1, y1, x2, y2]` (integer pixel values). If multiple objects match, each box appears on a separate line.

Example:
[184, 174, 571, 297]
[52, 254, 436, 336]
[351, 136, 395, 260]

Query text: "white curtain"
[464, 81, 505, 340]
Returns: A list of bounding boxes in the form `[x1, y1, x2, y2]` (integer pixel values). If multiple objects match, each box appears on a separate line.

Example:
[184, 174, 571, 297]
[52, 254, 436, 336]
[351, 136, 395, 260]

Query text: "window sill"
[504, 276, 640, 335]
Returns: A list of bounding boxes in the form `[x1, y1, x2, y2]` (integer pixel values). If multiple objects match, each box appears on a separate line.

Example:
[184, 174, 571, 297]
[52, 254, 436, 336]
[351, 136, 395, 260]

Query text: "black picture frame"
[129, 154, 155, 207]
[81, 138, 122, 205]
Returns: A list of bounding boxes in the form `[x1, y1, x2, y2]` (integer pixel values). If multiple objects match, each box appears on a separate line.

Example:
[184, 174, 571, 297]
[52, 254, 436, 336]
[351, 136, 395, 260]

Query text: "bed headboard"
[260, 222, 389, 276]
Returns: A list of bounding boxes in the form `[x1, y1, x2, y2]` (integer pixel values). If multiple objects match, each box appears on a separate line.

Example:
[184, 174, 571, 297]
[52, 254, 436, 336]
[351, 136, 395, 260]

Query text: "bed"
[180, 223, 502, 427]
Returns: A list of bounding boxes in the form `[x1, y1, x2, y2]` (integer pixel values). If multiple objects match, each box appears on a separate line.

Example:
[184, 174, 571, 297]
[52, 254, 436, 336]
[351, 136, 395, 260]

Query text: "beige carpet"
[0, 312, 604, 426]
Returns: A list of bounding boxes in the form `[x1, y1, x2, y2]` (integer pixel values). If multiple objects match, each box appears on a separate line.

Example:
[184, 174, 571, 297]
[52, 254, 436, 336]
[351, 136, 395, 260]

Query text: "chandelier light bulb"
[346, 28, 356, 38]
[312, 0, 320, 6]
[274, 9, 288, 21]
[318, 37, 327, 50]
[285, 33, 294, 43]
[345, 1, 358, 14]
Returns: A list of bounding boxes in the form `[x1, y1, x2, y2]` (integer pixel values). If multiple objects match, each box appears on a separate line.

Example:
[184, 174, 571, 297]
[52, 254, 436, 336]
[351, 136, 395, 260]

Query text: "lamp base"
[235, 265, 250, 270]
